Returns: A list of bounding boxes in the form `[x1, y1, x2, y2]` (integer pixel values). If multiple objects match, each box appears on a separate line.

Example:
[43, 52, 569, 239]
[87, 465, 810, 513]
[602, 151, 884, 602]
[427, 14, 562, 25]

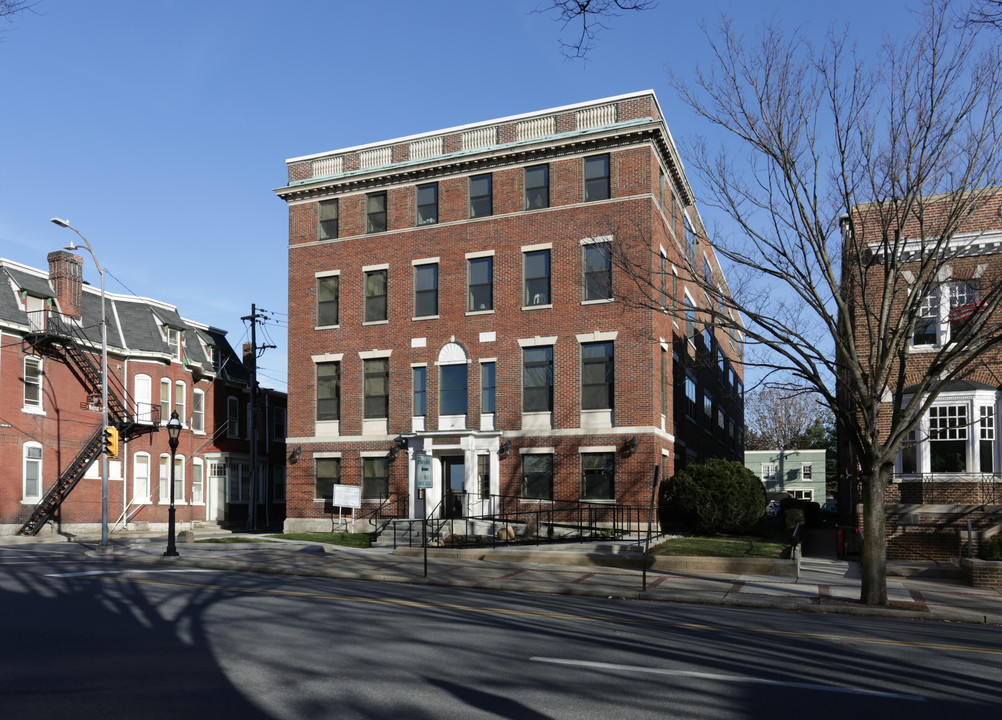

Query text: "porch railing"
[891, 473, 1002, 505]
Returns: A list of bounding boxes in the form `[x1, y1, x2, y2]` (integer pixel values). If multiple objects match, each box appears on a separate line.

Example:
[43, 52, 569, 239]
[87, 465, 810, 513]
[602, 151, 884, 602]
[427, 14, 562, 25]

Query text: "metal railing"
[386, 493, 653, 549]
[892, 473, 1002, 505]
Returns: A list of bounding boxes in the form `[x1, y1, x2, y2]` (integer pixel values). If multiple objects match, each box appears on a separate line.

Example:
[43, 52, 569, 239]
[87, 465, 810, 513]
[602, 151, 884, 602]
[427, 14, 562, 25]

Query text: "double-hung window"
[684, 375, 697, 420]
[363, 456, 389, 499]
[470, 174, 492, 218]
[23, 443, 42, 501]
[581, 341, 614, 410]
[981, 406, 995, 473]
[916, 280, 983, 347]
[364, 269, 388, 323]
[192, 389, 205, 433]
[416, 183, 438, 225]
[319, 199, 338, 239]
[366, 192, 387, 233]
[522, 452, 553, 500]
[581, 452, 614, 500]
[468, 255, 493, 311]
[525, 165, 549, 209]
[363, 359, 390, 419]
[227, 396, 240, 438]
[761, 463, 778, 482]
[801, 463, 813, 481]
[584, 154, 610, 201]
[316, 274, 339, 327]
[413, 366, 427, 417]
[524, 249, 551, 306]
[23, 356, 42, 409]
[582, 241, 612, 301]
[440, 363, 468, 416]
[414, 263, 438, 318]
[315, 457, 341, 499]
[316, 361, 340, 421]
[481, 361, 496, 414]
[167, 327, 182, 362]
[160, 378, 171, 422]
[523, 346, 553, 412]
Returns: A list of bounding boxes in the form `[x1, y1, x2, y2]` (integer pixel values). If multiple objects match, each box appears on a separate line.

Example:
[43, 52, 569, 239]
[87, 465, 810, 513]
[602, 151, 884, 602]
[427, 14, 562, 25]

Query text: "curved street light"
[51, 218, 110, 549]
[164, 410, 183, 557]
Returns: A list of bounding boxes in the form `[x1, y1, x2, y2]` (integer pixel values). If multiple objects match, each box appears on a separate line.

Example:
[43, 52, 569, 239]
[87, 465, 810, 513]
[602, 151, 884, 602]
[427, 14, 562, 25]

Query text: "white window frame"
[23, 356, 42, 412]
[191, 458, 204, 505]
[133, 452, 151, 504]
[23, 442, 42, 502]
[761, 463, 778, 482]
[192, 389, 205, 434]
[135, 374, 153, 423]
[175, 380, 186, 426]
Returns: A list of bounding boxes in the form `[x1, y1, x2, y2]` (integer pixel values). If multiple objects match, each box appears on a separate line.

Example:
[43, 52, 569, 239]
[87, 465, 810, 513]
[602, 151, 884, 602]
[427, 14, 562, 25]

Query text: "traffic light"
[103, 426, 119, 459]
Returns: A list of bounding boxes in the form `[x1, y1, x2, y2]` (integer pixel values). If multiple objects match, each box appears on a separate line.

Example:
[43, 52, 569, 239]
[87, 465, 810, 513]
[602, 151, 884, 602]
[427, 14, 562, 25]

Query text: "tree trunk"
[859, 461, 890, 605]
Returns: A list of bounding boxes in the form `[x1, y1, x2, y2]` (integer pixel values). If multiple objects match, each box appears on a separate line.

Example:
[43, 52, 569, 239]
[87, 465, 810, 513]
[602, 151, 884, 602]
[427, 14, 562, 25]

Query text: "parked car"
[820, 501, 838, 527]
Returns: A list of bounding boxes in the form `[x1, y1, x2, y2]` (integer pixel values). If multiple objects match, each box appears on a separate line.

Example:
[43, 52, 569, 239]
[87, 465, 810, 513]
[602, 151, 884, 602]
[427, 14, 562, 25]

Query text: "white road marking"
[530, 657, 926, 702]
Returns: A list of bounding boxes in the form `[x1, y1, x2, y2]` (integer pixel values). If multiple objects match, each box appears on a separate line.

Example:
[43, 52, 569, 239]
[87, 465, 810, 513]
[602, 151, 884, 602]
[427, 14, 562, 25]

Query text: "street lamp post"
[51, 218, 110, 549]
[164, 410, 182, 557]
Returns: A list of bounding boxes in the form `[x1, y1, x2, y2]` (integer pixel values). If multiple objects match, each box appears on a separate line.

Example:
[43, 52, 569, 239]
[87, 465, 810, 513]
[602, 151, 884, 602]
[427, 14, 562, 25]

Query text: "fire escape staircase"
[17, 311, 160, 536]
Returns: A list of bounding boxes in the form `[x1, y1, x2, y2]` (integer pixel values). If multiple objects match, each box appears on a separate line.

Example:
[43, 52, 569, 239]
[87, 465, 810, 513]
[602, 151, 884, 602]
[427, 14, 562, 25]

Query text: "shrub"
[779, 498, 821, 528]
[659, 458, 767, 535]
[981, 536, 1002, 561]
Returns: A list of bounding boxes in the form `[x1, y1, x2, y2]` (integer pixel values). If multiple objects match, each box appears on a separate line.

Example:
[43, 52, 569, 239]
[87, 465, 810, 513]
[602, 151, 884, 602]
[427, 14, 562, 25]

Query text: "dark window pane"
[584, 155, 610, 201]
[365, 270, 387, 322]
[523, 346, 553, 412]
[316, 362, 340, 421]
[315, 458, 341, 499]
[470, 174, 492, 217]
[364, 359, 389, 419]
[525, 165, 549, 209]
[363, 457, 389, 499]
[366, 193, 387, 233]
[522, 454, 553, 499]
[582, 341, 614, 410]
[415, 264, 438, 317]
[524, 250, 550, 305]
[417, 184, 438, 225]
[582, 452, 614, 499]
[440, 364, 468, 415]
[413, 366, 426, 417]
[319, 199, 338, 239]
[482, 362, 496, 413]
[468, 256, 493, 311]
[317, 275, 339, 326]
[583, 243, 612, 300]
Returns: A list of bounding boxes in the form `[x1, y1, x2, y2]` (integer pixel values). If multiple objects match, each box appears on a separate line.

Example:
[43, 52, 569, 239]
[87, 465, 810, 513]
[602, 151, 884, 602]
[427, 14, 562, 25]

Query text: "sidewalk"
[67, 532, 1002, 626]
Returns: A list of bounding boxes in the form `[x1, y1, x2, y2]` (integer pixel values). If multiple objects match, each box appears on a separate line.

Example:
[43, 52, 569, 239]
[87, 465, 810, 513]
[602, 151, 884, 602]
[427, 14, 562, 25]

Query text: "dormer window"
[166, 327, 182, 362]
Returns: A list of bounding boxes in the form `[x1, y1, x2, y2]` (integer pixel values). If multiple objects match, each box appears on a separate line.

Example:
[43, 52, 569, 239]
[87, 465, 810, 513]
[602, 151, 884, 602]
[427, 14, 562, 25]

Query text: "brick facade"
[0, 254, 287, 536]
[277, 92, 744, 532]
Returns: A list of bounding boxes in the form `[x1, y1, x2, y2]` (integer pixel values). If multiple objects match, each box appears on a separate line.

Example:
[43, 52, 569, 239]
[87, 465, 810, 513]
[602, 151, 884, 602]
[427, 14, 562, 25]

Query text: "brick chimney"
[47, 251, 84, 318]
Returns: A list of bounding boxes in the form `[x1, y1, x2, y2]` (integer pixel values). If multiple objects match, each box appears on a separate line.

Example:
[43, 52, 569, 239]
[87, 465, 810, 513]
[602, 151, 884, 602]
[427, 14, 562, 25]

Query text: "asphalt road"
[2, 543, 1001, 719]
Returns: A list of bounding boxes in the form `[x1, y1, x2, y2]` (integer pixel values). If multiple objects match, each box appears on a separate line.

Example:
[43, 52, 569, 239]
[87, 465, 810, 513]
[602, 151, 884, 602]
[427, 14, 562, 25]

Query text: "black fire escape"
[17, 310, 160, 535]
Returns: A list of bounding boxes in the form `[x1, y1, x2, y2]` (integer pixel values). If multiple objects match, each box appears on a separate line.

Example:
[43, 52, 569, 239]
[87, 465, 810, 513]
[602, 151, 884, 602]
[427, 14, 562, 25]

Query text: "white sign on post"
[332, 484, 362, 509]
[416, 454, 433, 489]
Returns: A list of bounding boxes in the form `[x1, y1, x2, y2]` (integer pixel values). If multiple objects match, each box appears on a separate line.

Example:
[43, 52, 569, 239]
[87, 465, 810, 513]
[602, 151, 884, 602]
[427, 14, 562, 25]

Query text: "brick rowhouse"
[276, 91, 745, 532]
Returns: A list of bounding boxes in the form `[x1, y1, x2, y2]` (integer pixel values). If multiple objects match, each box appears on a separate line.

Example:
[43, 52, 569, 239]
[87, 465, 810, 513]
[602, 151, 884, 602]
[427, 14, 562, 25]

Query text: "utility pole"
[241, 303, 275, 530]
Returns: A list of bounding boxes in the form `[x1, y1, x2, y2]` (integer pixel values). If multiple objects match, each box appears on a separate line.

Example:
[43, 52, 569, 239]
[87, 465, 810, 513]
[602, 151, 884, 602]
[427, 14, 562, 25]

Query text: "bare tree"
[536, 0, 658, 59]
[1, 0, 38, 24]
[968, 0, 1002, 28]
[745, 386, 828, 452]
[612, 1, 1002, 604]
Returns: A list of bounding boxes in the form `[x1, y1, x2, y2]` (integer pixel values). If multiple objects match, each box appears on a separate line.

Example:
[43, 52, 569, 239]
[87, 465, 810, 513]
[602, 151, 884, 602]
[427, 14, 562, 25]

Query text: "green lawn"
[266, 532, 374, 548]
[194, 532, 374, 548]
[649, 536, 788, 558]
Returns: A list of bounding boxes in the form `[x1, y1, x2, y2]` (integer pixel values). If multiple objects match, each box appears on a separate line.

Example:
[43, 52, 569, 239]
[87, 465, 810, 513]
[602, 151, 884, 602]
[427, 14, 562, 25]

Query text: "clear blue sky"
[0, 0, 916, 392]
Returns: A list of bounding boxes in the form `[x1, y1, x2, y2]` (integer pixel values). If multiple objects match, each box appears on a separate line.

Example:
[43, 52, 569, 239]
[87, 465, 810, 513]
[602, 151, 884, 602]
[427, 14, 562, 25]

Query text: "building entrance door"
[442, 456, 464, 518]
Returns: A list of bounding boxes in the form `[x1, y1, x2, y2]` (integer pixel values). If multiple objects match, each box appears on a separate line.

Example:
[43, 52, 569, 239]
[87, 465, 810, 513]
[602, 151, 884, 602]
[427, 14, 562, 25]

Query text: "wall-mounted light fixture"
[498, 439, 512, 459]
[622, 436, 637, 455]
[388, 436, 407, 461]
[289, 446, 302, 464]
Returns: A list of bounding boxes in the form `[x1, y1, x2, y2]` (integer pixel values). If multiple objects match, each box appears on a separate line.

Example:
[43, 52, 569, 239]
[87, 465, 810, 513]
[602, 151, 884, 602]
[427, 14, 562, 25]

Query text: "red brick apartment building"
[840, 190, 1002, 559]
[275, 91, 744, 532]
[0, 252, 287, 536]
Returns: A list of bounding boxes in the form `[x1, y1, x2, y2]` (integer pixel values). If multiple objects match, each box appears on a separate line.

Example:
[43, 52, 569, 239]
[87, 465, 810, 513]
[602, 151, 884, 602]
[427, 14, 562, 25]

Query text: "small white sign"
[331, 484, 361, 509]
